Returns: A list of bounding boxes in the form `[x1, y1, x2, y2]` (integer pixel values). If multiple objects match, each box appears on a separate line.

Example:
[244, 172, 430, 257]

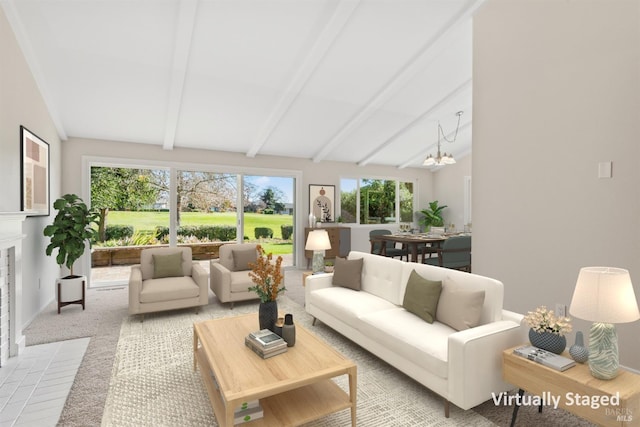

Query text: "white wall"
[433, 154, 471, 230]
[473, 0, 640, 369]
[0, 7, 62, 326]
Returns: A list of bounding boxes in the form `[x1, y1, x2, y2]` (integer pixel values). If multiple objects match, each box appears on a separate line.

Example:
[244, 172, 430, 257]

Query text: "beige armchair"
[210, 243, 261, 308]
[129, 247, 209, 319]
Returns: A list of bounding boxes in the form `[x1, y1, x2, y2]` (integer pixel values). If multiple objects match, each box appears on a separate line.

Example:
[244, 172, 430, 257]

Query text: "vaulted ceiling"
[3, 0, 482, 169]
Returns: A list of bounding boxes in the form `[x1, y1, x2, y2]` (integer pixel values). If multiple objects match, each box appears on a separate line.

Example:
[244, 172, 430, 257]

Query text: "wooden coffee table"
[193, 313, 357, 427]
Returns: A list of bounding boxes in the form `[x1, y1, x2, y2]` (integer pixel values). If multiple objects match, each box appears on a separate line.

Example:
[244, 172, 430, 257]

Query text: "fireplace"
[0, 213, 26, 367]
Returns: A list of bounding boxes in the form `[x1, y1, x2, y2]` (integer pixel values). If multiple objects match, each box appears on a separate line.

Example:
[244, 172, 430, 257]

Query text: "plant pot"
[56, 275, 86, 314]
[529, 329, 566, 354]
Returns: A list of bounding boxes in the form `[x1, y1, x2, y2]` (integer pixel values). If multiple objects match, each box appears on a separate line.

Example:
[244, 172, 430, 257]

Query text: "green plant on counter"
[418, 200, 447, 230]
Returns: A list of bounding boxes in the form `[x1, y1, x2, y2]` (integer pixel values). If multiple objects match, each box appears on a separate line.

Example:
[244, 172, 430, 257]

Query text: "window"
[89, 161, 300, 287]
[399, 181, 414, 223]
[340, 178, 415, 225]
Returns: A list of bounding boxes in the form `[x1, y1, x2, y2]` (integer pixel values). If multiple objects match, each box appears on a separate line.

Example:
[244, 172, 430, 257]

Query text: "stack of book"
[234, 400, 264, 424]
[245, 329, 287, 359]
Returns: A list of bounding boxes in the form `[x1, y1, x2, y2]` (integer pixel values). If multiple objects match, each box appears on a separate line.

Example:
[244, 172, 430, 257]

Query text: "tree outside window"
[339, 178, 414, 225]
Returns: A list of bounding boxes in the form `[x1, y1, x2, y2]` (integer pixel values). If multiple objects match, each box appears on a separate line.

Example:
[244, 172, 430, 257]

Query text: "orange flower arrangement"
[248, 245, 285, 303]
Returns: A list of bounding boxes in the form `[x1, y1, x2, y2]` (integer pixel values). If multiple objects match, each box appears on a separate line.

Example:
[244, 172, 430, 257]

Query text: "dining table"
[372, 232, 448, 263]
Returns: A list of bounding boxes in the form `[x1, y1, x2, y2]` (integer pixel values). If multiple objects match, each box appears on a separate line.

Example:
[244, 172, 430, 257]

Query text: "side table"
[503, 345, 640, 426]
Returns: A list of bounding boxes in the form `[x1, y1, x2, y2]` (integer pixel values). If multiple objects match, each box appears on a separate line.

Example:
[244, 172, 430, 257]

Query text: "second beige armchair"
[210, 243, 261, 308]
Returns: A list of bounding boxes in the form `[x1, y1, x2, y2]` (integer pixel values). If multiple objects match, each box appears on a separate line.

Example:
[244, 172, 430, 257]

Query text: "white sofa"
[305, 251, 526, 417]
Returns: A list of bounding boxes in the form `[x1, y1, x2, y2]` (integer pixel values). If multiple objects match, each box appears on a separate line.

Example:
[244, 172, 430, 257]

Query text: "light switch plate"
[598, 161, 612, 178]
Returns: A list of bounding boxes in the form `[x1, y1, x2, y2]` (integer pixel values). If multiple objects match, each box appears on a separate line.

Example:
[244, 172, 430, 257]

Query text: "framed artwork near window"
[20, 126, 50, 216]
[309, 184, 334, 222]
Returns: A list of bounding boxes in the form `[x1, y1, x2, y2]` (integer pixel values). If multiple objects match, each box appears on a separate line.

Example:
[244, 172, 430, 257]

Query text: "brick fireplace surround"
[0, 213, 26, 367]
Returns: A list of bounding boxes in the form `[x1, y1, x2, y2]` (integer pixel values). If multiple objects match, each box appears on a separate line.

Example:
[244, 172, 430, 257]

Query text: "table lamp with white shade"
[569, 266, 640, 380]
[305, 229, 331, 274]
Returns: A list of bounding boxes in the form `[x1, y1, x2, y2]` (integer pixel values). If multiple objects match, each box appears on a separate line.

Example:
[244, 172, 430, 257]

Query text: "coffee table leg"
[348, 367, 357, 426]
[510, 389, 525, 427]
[193, 326, 198, 371]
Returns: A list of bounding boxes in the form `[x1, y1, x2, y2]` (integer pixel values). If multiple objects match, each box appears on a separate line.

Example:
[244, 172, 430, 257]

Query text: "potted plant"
[324, 260, 335, 273]
[248, 245, 286, 331]
[418, 200, 447, 232]
[43, 194, 98, 311]
[524, 305, 572, 354]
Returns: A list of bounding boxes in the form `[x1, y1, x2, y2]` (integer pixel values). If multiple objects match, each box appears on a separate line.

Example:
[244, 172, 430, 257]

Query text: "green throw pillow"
[403, 270, 442, 323]
[332, 257, 363, 291]
[152, 252, 184, 279]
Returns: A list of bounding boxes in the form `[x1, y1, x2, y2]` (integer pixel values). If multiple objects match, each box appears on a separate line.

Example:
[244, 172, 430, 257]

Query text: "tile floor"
[0, 338, 89, 427]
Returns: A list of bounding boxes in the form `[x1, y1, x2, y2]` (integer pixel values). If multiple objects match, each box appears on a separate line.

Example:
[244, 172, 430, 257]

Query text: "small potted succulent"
[324, 260, 335, 273]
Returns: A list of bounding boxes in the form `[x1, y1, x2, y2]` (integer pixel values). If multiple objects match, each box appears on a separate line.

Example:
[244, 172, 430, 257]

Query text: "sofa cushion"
[218, 243, 257, 271]
[436, 277, 485, 331]
[359, 307, 454, 379]
[350, 252, 405, 305]
[230, 271, 254, 293]
[140, 248, 192, 281]
[333, 257, 363, 290]
[402, 270, 442, 323]
[140, 277, 200, 303]
[152, 252, 184, 279]
[309, 287, 397, 325]
[231, 246, 257, 271]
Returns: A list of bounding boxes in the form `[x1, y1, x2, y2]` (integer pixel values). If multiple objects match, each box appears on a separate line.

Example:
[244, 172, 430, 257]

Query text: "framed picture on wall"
[309, 184, 335, 222]
[20, 126, 50, 216]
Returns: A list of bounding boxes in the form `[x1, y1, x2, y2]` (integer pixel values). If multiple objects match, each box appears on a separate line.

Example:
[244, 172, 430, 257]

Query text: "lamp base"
[311, 251, 325, 274]
[588, 322, 619, 380]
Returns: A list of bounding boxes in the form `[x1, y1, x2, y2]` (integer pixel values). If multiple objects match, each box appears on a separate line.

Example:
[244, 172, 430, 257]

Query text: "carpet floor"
[21, 269, 595, 427]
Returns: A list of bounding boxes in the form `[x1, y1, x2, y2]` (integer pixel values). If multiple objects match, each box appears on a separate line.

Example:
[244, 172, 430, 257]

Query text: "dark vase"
[259, 300, 278, 332]
[529, 329, 566, 354]
[282, 313, 296, 347]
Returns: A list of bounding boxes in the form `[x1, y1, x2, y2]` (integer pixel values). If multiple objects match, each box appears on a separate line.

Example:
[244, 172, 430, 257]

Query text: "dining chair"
[422, 235, 471, 272]
[369, 229, 409, 261]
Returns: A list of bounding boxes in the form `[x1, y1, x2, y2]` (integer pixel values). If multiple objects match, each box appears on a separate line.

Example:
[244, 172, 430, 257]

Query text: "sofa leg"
[139, 314, 144, 323]
[312, 317, 317, 326]
[230, 302, 234, 310]
[444, 399, 450, 418]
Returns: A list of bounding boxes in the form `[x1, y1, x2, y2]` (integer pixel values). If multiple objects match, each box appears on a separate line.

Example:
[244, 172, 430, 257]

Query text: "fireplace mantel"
[0, 213, 26, 246]
[0, 212, 27, 365]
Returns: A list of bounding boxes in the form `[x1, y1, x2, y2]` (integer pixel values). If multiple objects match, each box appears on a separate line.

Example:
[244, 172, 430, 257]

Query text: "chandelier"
[423, 111, 463, 167]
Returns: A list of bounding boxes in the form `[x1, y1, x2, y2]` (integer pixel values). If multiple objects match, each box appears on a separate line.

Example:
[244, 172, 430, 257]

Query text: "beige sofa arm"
[128, 265, 142, 315]
[192, 263, 209, 305]
[210, 260, 232, 303]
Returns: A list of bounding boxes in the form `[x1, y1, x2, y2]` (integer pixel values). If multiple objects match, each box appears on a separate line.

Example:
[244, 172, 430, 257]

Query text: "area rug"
[101, 296, 494, 426]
